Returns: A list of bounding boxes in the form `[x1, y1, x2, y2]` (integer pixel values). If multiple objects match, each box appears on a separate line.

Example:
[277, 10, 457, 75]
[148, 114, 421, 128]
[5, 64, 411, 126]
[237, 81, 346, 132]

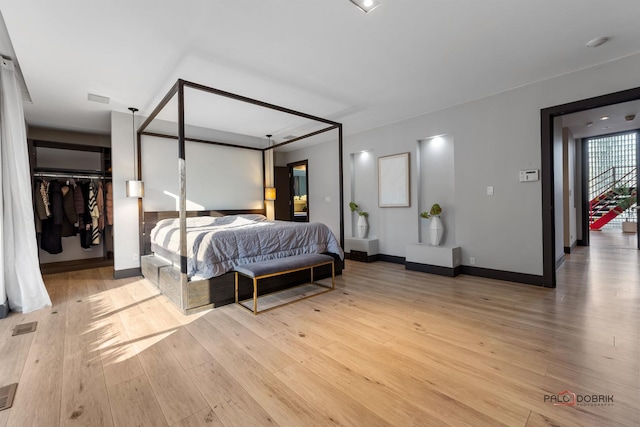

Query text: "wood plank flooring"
[0, 234, 638, 426]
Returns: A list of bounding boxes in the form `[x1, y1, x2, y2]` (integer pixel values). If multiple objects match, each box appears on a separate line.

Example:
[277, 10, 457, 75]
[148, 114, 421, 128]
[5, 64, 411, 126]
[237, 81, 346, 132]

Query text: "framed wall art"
[378, 152, 410, 207]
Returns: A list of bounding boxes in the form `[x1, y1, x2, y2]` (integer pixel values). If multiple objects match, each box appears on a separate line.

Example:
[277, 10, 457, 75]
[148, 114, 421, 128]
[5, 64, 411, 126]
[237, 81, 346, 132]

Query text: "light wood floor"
[1, 237, 638, 426]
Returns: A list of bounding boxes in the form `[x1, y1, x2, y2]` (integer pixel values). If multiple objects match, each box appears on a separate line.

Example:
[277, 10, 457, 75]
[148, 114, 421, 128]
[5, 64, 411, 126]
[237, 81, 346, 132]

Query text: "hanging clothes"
[106, 181, 113, 225]
[60, 183, 78, 237]
[33, 180, 49, 234]
[89, 181, 100, 244]
[79, 182, 92, 249]
[40, 180, 63, 254]
[39, 180, 51, 217]
[97, 181, 105, 231]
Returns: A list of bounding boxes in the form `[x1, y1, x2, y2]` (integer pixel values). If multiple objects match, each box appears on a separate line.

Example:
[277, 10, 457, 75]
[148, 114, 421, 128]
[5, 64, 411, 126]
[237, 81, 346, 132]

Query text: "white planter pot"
[622, 221, 637, 233]
[357, 215, 369, 239]
[428, 216, 444, 246]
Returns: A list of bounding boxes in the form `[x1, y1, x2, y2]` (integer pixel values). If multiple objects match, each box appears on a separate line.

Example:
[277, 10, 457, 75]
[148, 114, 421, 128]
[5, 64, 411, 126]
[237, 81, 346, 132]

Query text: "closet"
[29, 136, 113, 274]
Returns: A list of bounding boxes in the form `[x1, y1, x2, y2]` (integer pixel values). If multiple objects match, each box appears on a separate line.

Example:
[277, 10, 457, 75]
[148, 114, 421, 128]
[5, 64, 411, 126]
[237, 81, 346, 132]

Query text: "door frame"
[288, 159, 309, 222]
[541, 86, 640, 288]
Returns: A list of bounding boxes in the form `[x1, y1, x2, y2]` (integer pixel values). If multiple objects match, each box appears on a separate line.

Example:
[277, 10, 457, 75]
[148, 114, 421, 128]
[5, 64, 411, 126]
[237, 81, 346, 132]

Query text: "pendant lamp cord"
[129, 107, 139, 180]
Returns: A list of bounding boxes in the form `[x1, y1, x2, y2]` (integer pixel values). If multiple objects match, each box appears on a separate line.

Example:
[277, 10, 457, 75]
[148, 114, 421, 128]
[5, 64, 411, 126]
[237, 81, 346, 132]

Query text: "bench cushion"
[234, 253, 333, 278]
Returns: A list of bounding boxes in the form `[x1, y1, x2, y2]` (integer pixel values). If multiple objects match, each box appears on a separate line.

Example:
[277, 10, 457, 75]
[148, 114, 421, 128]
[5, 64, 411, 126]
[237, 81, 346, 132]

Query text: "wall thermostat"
[519, 170, 539, 182]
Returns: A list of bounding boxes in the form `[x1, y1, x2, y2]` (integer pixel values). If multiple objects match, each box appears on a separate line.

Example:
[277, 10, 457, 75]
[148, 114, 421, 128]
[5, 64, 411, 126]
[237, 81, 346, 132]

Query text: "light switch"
[486, 186, 494, 196]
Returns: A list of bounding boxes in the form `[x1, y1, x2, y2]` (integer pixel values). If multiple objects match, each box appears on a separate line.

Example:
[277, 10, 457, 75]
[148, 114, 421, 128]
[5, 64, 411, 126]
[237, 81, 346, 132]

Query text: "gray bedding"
[150, 214, 344, 280]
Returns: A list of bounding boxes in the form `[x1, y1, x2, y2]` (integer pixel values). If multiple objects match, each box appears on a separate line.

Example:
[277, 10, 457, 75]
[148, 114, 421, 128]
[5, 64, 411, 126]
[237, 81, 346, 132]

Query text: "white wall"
[554, 117, 564, 264]
[419, 135, 455, 245]
[141, 136, 263, 211]
[112, 110, 267, 273]
[112, 111, 142, 271]
[276, 140, 341, 240]
[563, 127, 577, 250]
[343, 52, 640, 276]
[111, 52, 640, 277]
[349, 150, 376, 238]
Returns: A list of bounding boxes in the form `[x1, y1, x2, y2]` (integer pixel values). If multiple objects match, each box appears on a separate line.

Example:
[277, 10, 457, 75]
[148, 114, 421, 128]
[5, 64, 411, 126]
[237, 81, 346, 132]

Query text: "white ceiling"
[2, 0, 640, 145]
[561, 99, 640, 139]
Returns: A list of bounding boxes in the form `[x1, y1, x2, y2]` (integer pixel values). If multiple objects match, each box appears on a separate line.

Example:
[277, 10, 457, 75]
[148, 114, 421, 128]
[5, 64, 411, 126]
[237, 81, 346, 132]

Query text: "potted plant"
[350, 202, 369, 238]
[420, 203, 444, 246]
[617, 187, 637, 233]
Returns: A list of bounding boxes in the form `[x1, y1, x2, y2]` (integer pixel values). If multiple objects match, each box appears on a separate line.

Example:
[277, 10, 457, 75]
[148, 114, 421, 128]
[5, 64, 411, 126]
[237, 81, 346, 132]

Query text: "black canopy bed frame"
[138, 79, 344, 314]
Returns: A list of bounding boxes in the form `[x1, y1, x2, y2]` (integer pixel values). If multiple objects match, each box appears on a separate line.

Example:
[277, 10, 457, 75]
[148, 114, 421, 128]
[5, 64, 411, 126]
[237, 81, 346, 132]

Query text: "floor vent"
[12, 322, 37, 336]
[0, 383, 17, 411]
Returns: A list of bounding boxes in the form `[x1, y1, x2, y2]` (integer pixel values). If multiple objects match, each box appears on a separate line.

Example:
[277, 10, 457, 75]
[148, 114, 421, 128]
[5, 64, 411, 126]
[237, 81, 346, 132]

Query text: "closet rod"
[33, 172, 105, 180]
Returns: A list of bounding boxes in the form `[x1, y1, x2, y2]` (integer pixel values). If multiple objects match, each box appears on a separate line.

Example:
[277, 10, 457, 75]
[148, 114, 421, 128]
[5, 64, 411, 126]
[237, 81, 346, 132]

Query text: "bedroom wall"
[111, 52, 640, 278]
[141, 135, 263, 211]
[112, 111, 265, 274]
[275, 139, 341, 241]
[342, 52, 640, 277]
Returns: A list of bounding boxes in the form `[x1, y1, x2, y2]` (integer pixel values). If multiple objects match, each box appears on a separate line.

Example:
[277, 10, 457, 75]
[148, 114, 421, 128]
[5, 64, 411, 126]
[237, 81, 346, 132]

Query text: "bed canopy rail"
[137, 78, 344, 293]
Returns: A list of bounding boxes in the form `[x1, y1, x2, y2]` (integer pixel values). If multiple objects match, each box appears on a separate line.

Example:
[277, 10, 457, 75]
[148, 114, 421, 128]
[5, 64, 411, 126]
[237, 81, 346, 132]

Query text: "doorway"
[541, 86, 640, 288]
[291, 161, 309, 222]
[274, 160, 309, 222]
[583, 131, 638, 250]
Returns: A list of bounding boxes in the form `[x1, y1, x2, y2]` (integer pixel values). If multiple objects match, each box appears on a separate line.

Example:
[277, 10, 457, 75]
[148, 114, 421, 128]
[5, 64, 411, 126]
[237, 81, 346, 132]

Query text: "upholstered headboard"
[142, 209, 266, 255]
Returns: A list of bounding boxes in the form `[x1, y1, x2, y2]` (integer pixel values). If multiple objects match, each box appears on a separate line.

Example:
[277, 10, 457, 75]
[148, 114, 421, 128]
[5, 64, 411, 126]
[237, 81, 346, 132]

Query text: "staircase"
[589, 167, 637, 230]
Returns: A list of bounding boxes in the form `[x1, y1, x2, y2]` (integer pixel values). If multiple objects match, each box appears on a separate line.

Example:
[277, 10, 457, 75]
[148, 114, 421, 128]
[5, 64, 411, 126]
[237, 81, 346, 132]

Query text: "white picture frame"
[378, 152, 410, 207]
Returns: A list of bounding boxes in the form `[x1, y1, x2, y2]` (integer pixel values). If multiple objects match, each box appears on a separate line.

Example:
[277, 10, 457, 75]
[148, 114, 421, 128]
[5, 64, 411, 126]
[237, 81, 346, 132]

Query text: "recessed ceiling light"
[602, 126, 611, 129]
[586, 121, 594, 127]
[349, 0, 380, 13]
[600, 116, 609, 121]
[586, 36, 609, 48]
[625, 114, 636, 121]
[87, 93, 110, 104]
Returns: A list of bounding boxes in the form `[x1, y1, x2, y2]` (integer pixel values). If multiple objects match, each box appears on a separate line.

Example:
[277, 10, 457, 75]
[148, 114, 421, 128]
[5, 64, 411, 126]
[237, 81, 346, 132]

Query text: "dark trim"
[541, 86, 640, 288]
[182, 80, 340, 127]
[178, 81, 187, 275]
[564, 241, 577, 254]
[113, 268, 142, 279]
[288, 159, 309, 221]
[138, 80, 179, 134]
[140, 131, 264, 152]
[460, 266, 544, 286]
[0, 299, 9, 319]
[377, 254, 406, 264]
[555, 254, 565, 269]
[577, 239, 588, 247]
[268, 125, 338, 150]
[344, 252, 379, 263]
[32, 139, 104, 152]
[405, 262, 462, 277]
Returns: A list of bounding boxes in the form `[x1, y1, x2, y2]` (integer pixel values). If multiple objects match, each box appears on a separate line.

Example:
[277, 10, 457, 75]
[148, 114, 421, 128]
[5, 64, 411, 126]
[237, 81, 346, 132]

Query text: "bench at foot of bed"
[142, 253, 341, 315]
[234, 253, 335, 315]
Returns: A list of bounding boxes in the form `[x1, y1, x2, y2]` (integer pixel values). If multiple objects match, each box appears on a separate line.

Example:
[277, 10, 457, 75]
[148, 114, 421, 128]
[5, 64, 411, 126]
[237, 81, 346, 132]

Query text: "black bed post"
[338, 124, 344, 250]
[178, 79, 188, 307]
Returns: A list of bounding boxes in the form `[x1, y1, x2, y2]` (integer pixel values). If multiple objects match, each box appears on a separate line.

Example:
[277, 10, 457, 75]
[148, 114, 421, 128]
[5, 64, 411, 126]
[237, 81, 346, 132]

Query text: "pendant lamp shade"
[126, 180, 144, 198]
[265, 187, 276, 201]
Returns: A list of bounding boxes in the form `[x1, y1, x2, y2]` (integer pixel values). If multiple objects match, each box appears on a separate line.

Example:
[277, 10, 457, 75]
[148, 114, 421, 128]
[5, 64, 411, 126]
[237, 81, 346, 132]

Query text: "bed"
[137, 79, 344, 314]
[150, 213, 343, 280]
[141, 210, 344, 314]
